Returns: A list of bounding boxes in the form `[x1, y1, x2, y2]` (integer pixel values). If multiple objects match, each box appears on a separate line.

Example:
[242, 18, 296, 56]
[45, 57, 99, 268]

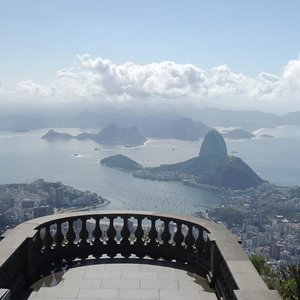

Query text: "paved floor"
[28, 263, 217, 300]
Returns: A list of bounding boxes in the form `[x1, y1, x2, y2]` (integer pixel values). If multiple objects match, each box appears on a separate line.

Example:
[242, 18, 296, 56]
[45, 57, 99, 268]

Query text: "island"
[222, 128, 255, 139]
[101, 154, 143, 171]
[260, 134, 274, 139]
[42, 124, 147, 147]
[102, 130, 264, 190]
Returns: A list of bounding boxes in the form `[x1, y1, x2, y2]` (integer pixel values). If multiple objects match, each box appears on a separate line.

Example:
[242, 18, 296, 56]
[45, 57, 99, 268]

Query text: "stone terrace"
[29, 263, 217, 300]
[0, 211, 282, 299]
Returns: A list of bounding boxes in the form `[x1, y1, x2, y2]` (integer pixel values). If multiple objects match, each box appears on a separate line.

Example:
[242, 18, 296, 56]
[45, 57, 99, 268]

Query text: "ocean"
[0, 126, 299, 215]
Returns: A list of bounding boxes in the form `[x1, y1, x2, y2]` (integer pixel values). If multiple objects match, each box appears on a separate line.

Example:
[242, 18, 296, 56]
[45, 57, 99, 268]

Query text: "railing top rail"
[19, 210, 229, 236]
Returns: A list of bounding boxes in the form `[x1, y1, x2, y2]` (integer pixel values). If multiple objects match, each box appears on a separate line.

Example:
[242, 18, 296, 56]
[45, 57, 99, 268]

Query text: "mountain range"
[42, 124, 146, 147]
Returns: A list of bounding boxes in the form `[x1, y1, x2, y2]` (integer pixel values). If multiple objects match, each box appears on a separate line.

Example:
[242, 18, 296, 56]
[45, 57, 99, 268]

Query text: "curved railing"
[0, 210, 281, 300]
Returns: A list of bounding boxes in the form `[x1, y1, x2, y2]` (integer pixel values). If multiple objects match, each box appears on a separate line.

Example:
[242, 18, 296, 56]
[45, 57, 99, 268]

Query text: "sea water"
[0, 126, 299, 215]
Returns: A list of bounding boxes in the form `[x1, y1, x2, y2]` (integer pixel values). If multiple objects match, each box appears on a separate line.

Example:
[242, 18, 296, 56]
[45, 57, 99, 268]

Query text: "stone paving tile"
[81, 264, 106, 271]
[63, 270, 86, 279]
[58, 299, 95, 300]
[159, 271, 195, 280]
[84, 270, 122, 280]
[121, 271, 158, 280]
[34, 298, 58, 300]
[139, 265, 176, 272]
[77, 288, 118, 299]
[160, 289, 202, 300]
[140, 279, 179, 290]
[101, 279, 139, 289]
[61, 278, 101, 289]
[105, 264, 140, 271]
[178, 279, 205, 290]
[119, 288, 159, 299]
[35, 287, 79, 298]
[199, 291, 218, 299]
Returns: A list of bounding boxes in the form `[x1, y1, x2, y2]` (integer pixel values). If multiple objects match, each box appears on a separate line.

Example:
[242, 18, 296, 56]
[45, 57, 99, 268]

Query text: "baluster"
[203, 239, 211, 260]
[107, 216, 117, 257]
[135, 217, 145, 258]
[65, 219, 77, 263]
[195, 228, 205, 255]
[54, 221, 64, 249]
[79, 217, 89, 247]
[43, 225, 53, 253]
[185, 224, 195, 252]
[147, 217, 159, 259]
[148, 217, 158, 247]
[92, 216, 103, 247]
[173, 221, 184, 248]
[66, 219, 76, 248]
[135, 218, 144, 246]
[34, 229, 44, 254]
[120, 216, 131, 257]
[91, 216, 103, 258]
[161, 219, 171, 246]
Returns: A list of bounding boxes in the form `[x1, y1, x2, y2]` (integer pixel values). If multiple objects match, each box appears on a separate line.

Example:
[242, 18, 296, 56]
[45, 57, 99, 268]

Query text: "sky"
[1, 1, 300, 112]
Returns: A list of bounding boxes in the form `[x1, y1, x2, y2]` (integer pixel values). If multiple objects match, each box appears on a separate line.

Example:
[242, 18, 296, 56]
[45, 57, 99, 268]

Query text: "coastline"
[56, 198, 111, 213]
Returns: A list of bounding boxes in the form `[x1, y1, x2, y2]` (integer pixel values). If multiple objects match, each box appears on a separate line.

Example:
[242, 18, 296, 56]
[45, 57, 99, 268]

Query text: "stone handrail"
[0, 210, 281, 300]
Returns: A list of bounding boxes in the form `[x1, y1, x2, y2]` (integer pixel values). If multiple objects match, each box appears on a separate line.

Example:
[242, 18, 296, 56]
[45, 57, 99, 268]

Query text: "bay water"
[0, 126, 299, 215]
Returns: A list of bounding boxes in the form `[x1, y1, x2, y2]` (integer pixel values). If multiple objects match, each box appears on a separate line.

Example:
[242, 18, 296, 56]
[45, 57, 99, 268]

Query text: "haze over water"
[0, 125, 300, 215]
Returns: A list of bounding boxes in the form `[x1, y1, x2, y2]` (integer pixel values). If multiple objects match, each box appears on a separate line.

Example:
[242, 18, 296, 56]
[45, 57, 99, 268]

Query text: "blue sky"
[1, 1, 300, 111]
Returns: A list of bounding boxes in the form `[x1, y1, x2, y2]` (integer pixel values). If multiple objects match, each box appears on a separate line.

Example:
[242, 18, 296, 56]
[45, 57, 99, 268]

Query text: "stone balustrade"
[0, 211, 281, 300]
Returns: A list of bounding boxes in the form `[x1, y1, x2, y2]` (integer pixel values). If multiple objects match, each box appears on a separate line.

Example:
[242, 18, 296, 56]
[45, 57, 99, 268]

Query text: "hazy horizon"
[1, 1, 300, 113]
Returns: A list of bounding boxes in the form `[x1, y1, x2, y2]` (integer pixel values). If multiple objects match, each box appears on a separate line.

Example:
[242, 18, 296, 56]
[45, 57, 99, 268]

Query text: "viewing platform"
[0, 211, 281, 299]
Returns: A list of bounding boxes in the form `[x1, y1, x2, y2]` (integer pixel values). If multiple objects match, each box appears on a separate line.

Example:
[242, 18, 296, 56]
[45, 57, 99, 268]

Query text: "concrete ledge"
[234, 290, 282, 300]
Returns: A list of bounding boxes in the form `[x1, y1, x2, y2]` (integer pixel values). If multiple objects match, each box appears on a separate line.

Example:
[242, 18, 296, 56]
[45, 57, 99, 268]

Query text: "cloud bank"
[2, 54, 300, 111]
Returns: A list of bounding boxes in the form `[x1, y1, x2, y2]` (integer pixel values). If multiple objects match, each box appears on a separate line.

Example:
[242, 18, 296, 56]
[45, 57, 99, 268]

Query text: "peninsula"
[101, 130, 264, 190]
[222, 128, 255, 139]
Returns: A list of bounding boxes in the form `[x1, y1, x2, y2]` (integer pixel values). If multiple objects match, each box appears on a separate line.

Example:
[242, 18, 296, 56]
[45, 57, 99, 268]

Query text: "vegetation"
[209, 207, 246, 227]
[251, 255, 300, 299]
[101, 154, 143, 171]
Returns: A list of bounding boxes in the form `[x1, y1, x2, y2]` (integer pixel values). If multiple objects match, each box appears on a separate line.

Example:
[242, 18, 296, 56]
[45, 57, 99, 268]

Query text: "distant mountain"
[101, 154, 143, 171]
[42, 129, 73, 139]
[281, 111, 300, 125]
[181, 106, 281, 130]
[2, 102, 300, 133]
[73, 113, 212, 141]
[94, 124, 146, 147]
[42, 125, 146, 147]
[134, 130, 264, 190]
[222, 129, 255, 139]
[140, 117, 212, 141]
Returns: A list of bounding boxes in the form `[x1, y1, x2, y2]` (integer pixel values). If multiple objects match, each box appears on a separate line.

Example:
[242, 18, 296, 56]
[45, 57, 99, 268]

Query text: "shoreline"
[56, 198, 111, 213]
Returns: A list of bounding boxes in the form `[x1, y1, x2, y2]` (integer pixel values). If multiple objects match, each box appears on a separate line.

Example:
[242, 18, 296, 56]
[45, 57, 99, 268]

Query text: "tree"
[251, 255, 271, 276]
[280, 265, 300, 300]
[250, 255, 279, 290]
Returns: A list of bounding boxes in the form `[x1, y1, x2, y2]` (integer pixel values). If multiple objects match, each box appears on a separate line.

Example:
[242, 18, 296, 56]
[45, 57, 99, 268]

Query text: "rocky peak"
[199, 130, 227, 157]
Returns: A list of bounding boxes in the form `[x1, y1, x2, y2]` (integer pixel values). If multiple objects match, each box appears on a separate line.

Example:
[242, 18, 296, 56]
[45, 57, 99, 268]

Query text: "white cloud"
[2, 55, 300, 110]
[281, 58, 300, 99]
[77, 54, 208, 99]
[17, 80, 54, 97]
